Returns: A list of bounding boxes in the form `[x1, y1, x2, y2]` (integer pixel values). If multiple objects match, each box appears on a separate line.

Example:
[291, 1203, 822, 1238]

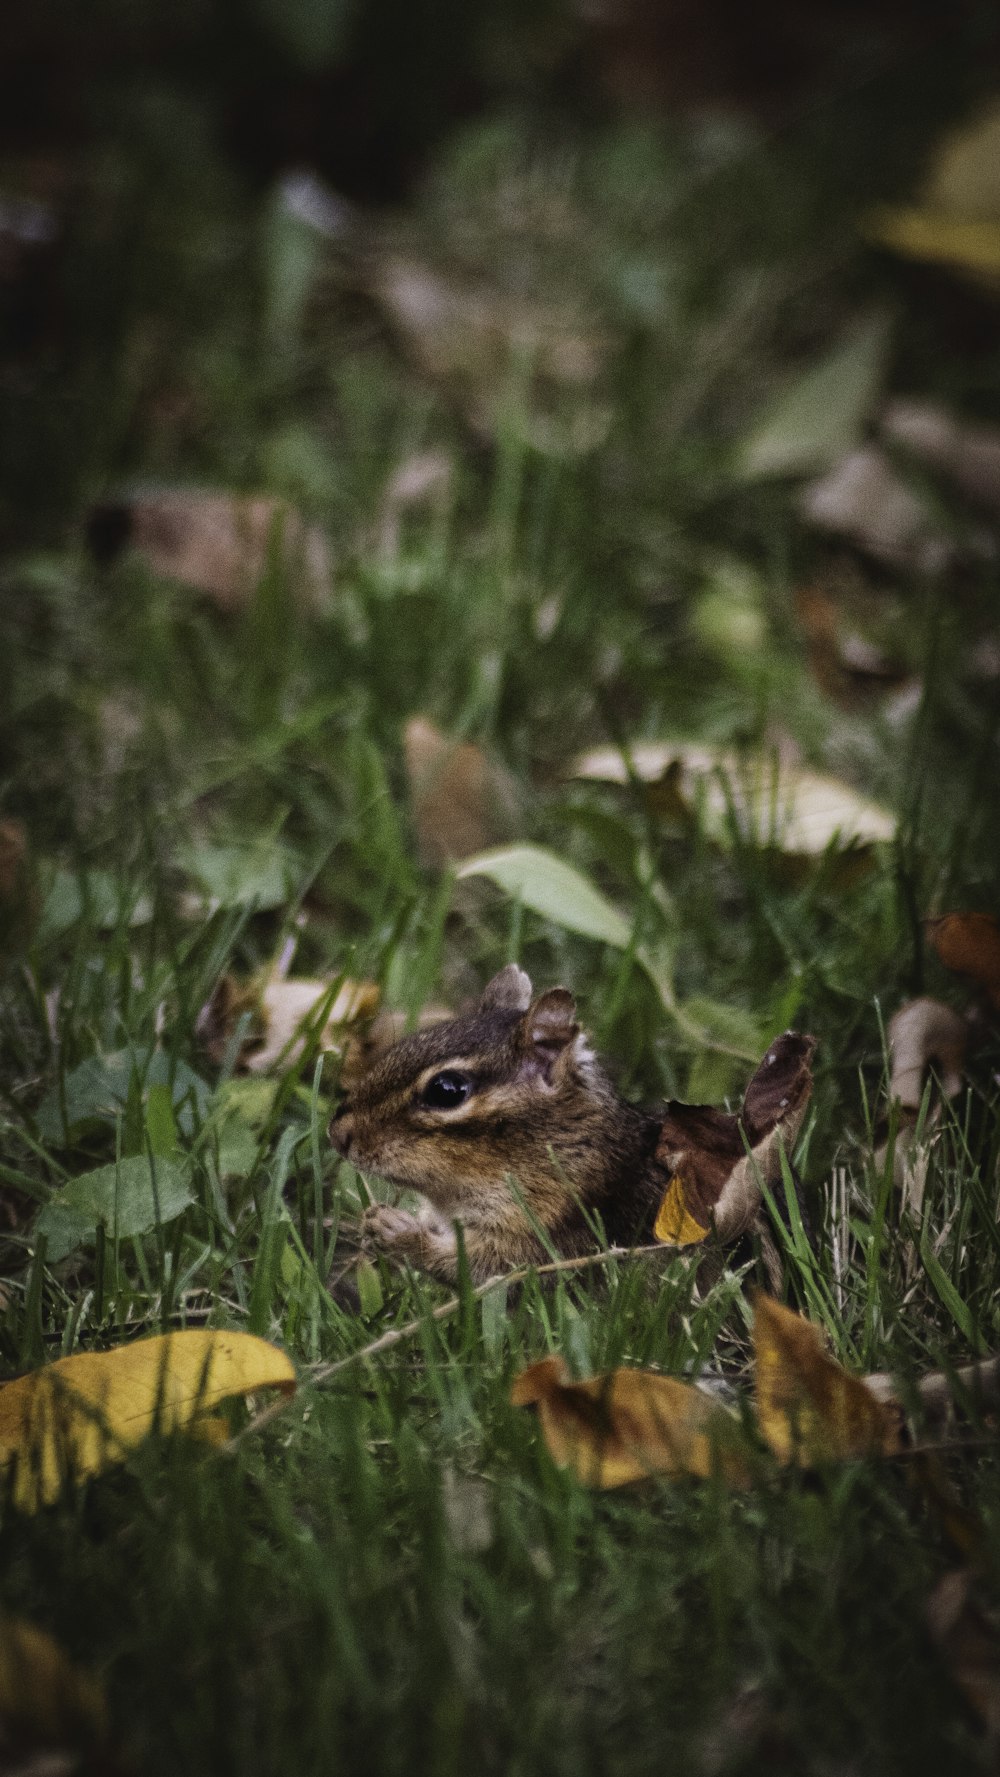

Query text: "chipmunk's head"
[328, 964, 611, 1217]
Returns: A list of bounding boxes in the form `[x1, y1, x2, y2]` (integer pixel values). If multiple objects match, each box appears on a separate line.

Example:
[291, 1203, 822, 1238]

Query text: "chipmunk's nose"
[328, 1107, 355, 1159]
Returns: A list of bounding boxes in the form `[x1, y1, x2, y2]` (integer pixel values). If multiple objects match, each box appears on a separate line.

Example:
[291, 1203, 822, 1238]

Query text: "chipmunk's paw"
[361, 1204, 458, 1276]
[361, 1204, 424, 1261]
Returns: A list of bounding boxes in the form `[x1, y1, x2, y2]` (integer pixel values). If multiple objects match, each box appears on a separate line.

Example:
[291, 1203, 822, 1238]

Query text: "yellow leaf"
[865, 208, 1000, 279]
[753, 1296, 899, 1466]
[0, 1330, 296, 1511]
[511, 1356, 748, 1489]
[653, 1176, 710, 1246]
[0, 1617, 107, 1748]
[864, 102, 1000, 288]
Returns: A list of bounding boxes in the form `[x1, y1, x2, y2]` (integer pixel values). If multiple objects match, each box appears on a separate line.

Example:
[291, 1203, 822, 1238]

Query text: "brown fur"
[329, 964, 665, 1282]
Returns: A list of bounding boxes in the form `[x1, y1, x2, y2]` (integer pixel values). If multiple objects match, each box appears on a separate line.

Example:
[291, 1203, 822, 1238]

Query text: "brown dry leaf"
[198, 974, 380, 1074]
[0, 818, 27, 899]
[0, 1617, 110, 1763]
[88, 489, 332, 612]
[926, 1569, 1000, 1743]
[573, 742, 895, 853]
[926, 913, 1000, 1012]
[754, 1295, 900, 1466]
[793, 583, 908, 705]
[887, 997, 969, 1111]
[369, 252, 609, 455]
[404, 715, 519, 867]
[0, 1330, 296, 1512]
[0, 817, 37, 954]
[379, 450, 453, 556]
[510, 1354, 749, 1489]
[883, 400, 1000, 518]
[654, 1032, 815, 1247]
[800, 445, 954, 572]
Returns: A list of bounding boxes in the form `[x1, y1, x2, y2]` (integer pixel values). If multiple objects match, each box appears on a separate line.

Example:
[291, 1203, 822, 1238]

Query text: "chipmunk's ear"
[520, 988, 579, 1082]
[480, 963, 533, 1013]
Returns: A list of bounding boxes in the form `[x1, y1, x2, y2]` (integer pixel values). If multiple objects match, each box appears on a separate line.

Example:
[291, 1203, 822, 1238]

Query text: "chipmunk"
[328, 964, 668, 1283]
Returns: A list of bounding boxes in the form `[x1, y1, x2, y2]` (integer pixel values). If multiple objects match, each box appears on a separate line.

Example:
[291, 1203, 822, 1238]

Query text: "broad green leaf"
[679, 995, 766, 1059]
[213, 1078, 280, 1127]
[37, 868, 153, 941]
[36, 1050, 210, 1145]
[145, 1083, 178, 1158]
[0, 1330, 296, 1510]
[215, 1116, 261, 1180]
[178, 840, 299, 913]
[456, 845, 632, 949]
[36, 1157, 194, 1261]
[735, 314, 890, 481]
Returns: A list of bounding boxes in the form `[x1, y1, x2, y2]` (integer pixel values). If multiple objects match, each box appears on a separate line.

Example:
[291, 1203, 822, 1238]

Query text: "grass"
[2, 76, 1000, 1775]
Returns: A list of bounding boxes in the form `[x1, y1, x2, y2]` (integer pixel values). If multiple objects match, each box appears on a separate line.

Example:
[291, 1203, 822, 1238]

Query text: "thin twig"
[224, 1242, 670, 1451]
[863, 1353, 1000, 1421]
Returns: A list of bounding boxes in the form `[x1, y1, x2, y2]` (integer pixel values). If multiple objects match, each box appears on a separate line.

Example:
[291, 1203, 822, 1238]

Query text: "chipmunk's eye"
[420, 1069, 473, 1110]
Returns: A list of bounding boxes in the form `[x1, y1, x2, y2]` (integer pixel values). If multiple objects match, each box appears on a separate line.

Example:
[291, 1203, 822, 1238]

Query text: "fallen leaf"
[572, 742, 895, 853]
[734, 313, 890, 481]
[457, 844, 633, 948]
[882, 400, 1000, 518]
[793, 582, 909, 705]
[926, 913, 1000, 1011]
[0, 817, 27, 900]
[404, 716, 519, 866]
[800, 445, 954, 572]
[866, 100, 1000, 290]
[652, 1176, 710, 1246]
[87, 489, 332, 612]
[0, 1329, 296, 1511]
[250, 978, 380, 1076]
[0, 817, 36, 953]
[511, 1355, 748, 1488]
[754, 1295, 900, 1465]
[886, 997, 969, 1111]
[867, 207, 1000, 281]
[654, 1031, 815, 1246]
[198, 974, 380, 1074]
[379, 451, 453, 556]
[0, 1617, 109, 1760]
[926, 1569, 1000, 1742]
[369, 251, 609, 455]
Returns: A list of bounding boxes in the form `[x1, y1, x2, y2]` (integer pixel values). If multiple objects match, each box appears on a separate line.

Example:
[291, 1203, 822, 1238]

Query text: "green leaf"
[456, 845, 632, 949]
[36, 1158, 195, 1262]
[145, 1083, 179, 1158]
[734, 313, 891, 481]
[177, 840, 300, 913]
[679, 995, 766, 1059]
[36, 1051, 210, 1145]
[37, 867, 153, 941]
[920, 1231, 976, 1346]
